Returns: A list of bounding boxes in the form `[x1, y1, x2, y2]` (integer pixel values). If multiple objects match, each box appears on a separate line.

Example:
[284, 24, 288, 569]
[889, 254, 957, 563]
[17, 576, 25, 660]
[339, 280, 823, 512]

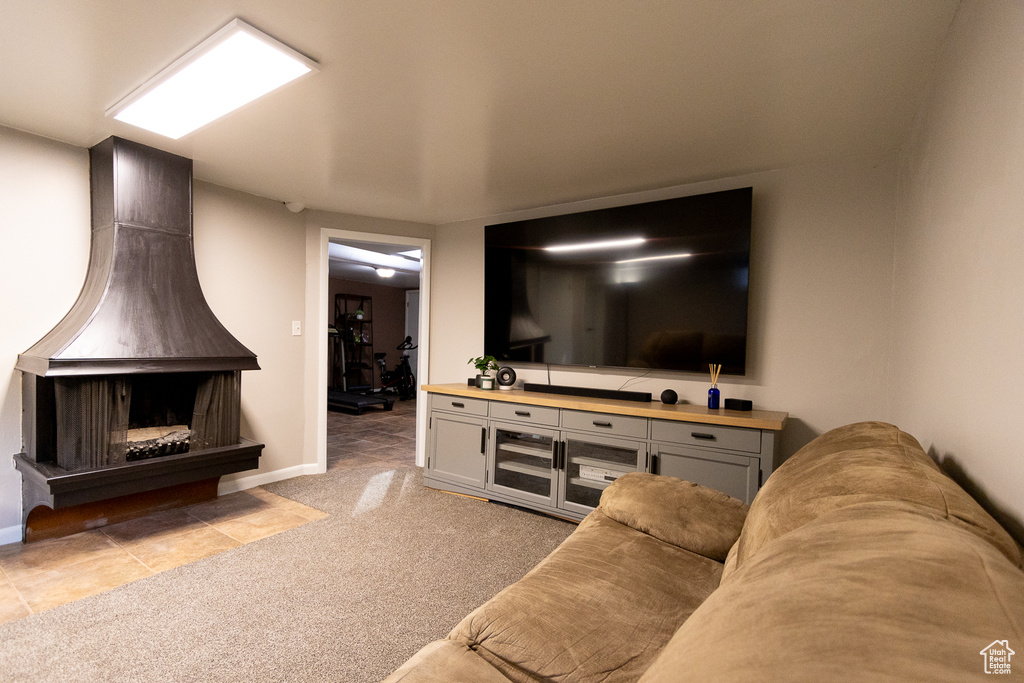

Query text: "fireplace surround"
[13, 136, 263, 540]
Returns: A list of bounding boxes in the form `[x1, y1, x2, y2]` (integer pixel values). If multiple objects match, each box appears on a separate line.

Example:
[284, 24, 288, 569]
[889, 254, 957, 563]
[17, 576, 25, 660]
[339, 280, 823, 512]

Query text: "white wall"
[893, 0, 1024, 535]
[0, 128, 90, 543]
[431, 155, 899, 458]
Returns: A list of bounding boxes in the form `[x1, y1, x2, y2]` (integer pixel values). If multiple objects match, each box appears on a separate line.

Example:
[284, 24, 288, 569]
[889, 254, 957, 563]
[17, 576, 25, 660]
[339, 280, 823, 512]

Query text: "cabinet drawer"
[561, 410, 648, 439]
[429, 393, 489, 417]
[651, 420, 761, 454]
[489, 402, 560, 427]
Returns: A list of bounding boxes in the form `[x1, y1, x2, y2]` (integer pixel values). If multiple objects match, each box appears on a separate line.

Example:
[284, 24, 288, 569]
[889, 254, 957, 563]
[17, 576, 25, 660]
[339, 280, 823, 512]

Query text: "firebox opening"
[46, 370, 243, 472]
[125, 373, 205, 461]
[128, 373, 201, 429]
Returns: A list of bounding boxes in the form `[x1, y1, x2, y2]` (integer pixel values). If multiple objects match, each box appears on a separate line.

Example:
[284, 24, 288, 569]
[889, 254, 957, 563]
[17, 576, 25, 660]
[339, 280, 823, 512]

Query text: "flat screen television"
[484, 187, 752, 375]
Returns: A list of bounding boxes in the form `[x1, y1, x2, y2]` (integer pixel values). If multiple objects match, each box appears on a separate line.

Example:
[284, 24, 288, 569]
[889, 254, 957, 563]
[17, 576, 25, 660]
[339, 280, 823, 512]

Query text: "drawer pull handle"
[691, 432, 716, 440]
[593, 420, 613, 428]
[515, 410, 531, 417]
[452, 402, 465, 408]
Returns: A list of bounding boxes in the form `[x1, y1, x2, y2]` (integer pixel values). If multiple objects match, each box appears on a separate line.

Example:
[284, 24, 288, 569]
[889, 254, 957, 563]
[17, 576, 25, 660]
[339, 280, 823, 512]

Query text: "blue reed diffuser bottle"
[707, 364, 721, 409]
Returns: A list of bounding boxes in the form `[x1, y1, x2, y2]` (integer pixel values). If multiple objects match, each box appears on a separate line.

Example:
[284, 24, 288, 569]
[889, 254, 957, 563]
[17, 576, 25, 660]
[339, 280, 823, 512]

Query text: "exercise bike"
[375, 336, 417, 400]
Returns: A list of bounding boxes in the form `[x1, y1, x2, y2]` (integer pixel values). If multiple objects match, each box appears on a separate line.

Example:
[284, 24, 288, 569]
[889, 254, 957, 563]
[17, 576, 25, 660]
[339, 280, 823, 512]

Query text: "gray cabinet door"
[652, 444, 759, 504]
[558, 432, 647, 516]
[427, 413, 487, 488]
[487, 421, 558, 507]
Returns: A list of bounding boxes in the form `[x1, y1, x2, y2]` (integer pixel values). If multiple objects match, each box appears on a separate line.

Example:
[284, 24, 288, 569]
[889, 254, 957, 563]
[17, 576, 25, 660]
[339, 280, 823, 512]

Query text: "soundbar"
[523, 383, 651, 403]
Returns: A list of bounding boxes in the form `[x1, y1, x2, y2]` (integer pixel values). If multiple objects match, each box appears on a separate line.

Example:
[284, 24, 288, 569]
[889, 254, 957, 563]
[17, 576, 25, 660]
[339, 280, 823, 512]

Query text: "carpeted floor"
[0, 463, 575, 682]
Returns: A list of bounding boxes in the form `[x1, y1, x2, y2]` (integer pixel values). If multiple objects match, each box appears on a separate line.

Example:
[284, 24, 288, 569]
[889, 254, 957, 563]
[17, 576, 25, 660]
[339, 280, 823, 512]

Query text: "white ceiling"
[328, 240, 422, 289]
[0, 0, 959, 225]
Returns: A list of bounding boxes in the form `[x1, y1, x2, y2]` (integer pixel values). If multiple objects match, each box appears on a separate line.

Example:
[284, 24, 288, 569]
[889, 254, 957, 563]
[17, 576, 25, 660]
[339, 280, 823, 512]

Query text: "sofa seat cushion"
[639, 501, 1024, 682]
[446, 509, 725, 682]
[599, 472, 748, 562]
[730, 421, 1022, 574]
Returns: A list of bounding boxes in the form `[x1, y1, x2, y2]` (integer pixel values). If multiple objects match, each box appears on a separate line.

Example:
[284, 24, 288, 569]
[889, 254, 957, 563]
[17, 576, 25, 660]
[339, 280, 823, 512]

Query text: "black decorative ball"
[660, 389, 678, 405]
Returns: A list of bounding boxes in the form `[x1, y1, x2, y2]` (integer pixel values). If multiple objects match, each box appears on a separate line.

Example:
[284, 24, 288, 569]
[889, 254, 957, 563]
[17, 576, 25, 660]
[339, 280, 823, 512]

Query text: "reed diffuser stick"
[709, 363, 721, 386]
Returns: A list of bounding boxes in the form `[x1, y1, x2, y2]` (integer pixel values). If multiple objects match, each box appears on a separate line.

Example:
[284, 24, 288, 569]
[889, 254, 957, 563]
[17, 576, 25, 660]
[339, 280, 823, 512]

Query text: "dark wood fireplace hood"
[13, 137, 263, 538]
[16, 136, 259, 377]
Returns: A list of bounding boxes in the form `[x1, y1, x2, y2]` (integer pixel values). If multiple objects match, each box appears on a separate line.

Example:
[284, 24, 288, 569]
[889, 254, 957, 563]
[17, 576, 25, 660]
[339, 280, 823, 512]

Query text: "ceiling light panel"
[108, 19, 318, 139]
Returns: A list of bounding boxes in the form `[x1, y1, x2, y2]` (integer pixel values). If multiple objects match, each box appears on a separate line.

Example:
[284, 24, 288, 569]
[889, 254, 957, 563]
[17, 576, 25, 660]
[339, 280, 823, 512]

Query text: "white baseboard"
[217, 463, 323, 496]
[0, 524, 23, 546]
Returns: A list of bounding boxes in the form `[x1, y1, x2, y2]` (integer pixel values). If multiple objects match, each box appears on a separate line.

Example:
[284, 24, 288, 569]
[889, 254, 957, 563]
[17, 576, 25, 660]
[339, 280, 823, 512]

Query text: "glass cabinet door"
[488, 424, 557, 506]
[560, 435, 645, 514]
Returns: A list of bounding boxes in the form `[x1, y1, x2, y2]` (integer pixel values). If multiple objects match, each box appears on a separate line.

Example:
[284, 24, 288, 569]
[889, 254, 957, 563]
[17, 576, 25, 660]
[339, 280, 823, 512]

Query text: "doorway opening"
[310, 229, 430, 473]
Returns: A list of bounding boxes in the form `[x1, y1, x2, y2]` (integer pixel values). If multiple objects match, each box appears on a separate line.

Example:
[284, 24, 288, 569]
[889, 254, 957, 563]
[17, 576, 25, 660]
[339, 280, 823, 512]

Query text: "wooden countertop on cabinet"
[422, 383, 787, 431]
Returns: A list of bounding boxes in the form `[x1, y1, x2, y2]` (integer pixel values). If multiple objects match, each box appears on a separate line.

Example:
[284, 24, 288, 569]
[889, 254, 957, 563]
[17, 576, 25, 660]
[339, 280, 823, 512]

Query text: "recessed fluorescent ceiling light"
[108, 18, 318, 139]
[397, 249, 423, 261]
[544, 237, 645, 253]
[616, 252, 692, 264]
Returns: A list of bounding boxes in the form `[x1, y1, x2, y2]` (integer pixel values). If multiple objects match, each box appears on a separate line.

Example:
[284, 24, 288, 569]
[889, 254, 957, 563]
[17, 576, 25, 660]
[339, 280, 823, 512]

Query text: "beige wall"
[892, 0, 1024, 534]
[192, 182, 307, 490]
[0, 128, 90, 542]
[432, 155, 899, 459]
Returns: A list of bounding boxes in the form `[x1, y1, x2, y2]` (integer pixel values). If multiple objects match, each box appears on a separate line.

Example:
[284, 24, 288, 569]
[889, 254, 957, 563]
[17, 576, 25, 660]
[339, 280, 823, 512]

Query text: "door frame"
[305, 226, 431, 472]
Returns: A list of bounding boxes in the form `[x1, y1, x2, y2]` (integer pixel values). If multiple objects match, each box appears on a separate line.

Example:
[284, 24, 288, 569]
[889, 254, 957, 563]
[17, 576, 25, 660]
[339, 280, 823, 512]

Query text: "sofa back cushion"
[599, 472, 748, 562]
[640, 501, 1024, 682]
[727, 421, 1022, 575]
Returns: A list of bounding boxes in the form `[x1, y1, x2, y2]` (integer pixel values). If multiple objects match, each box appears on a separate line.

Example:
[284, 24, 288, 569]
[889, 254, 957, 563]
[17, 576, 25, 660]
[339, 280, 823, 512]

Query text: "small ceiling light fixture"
[544, 237, 645, 253]
[375, 267, 396, 278]
[108, 18, 318, 139]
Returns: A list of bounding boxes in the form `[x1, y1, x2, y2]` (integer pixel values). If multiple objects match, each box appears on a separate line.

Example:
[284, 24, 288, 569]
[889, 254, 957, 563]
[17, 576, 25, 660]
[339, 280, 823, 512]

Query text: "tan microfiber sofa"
[386, 422, 1024, 681]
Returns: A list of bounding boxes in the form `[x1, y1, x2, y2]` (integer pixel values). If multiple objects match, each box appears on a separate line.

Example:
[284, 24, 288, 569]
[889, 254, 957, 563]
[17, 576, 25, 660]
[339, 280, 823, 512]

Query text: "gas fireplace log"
[125, 426, 191, 461]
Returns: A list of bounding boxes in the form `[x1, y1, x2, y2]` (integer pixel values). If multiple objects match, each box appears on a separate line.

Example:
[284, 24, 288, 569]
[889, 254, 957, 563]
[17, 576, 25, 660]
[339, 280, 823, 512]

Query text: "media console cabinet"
[423, 383, 788, 522]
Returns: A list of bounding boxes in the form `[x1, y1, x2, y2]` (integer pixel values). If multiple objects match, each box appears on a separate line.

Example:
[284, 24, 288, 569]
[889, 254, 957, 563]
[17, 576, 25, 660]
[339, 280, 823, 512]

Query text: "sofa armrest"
[381, 640, 513, 683]
[598, 472, 748, 562]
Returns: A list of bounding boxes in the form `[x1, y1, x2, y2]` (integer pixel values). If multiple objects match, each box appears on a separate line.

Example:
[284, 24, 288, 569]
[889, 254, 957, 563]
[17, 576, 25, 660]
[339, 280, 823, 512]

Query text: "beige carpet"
[0, 463, 575, 682]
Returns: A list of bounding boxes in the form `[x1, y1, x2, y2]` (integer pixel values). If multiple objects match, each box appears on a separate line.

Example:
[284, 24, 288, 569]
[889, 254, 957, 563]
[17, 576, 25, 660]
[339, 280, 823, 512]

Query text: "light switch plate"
[292, 321, 301, 336]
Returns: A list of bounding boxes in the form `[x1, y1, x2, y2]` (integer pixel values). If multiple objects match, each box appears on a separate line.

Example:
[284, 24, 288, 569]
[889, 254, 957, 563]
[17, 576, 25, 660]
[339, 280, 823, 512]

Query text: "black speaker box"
[724, 398, 753, 411]
[496, 367, 517, 386]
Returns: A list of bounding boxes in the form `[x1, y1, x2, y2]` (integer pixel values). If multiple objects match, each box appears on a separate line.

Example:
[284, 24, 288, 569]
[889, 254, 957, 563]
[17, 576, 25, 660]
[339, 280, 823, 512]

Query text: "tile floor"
[326, 396, 418, 471]
[0, 395, 416, 625]
[0, 488, 326, 625]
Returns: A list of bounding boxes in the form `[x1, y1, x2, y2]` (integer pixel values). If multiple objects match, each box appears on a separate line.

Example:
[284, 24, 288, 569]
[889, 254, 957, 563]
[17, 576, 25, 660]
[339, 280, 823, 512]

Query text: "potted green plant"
[469, 355, 499, 389]
[355, 309, 364, 320]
